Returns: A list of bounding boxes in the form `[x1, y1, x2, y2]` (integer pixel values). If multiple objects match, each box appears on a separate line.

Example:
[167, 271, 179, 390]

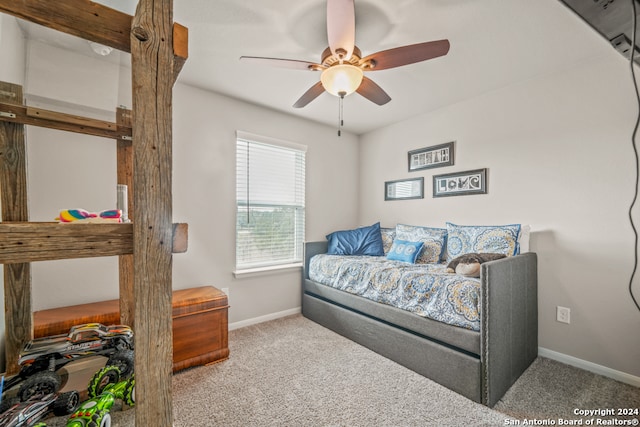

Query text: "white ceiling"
[16, 0, 614, 135]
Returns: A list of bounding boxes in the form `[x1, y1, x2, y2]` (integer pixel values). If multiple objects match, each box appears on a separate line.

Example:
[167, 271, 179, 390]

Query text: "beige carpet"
[42, 314, 639, 426]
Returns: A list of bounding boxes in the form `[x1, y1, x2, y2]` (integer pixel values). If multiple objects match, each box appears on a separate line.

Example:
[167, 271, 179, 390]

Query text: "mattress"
[308, 254, 481, 331]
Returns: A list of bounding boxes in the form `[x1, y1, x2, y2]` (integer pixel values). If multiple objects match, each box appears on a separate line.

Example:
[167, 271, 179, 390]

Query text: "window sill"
[233, 263, 302, 279]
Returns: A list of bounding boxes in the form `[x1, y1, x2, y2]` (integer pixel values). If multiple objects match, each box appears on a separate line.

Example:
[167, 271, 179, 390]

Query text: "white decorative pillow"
[395, 224, 447, 264]
[446, 222, 521, 262]
[518, 224, 531, 253]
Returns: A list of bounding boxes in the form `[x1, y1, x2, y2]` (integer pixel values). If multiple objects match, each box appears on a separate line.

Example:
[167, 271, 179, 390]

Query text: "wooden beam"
[173, 23, 189, 81]
[132, 0, 175, 422]
[0, 102, 131, 140]
[0, 1, 188, 68]
[172, 223, 188, 253]
[0, 88, 28, 218]
[0, 222, 188, 264]
[0, 82, 32, 375]
[3, 264, 31, 375]
[117, 107, 134, 328]
[0, 0, 132, 52]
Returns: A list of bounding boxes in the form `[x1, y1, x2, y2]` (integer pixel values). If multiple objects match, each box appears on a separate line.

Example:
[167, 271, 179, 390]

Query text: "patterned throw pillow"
[386, 239, 424, 263]
[380, 227, 396, 255]
[395, 224, 447, 264]
[445, 222, 521, 262]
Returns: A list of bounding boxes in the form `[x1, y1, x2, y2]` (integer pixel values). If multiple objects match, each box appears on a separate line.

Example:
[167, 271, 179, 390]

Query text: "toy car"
[0, 390, 80, 427]
[4, 323, 134, 402]
[66, 366, 135, 427]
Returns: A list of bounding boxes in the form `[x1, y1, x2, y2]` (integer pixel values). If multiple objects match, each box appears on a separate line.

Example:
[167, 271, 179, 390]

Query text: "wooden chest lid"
[172, 286, 228, 316]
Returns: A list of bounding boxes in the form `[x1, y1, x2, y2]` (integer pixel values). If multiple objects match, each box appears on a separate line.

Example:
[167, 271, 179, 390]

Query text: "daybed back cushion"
[386, 239, 424, 263]
[326, 222, 385, 256]
[380, 227, 396, 255]
[445, 222, 521, 262]
[395, 224, 447, 263]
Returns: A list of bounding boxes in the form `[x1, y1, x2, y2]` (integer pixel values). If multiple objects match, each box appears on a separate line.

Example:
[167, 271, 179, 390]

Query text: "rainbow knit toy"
[56, 209, 123, 223]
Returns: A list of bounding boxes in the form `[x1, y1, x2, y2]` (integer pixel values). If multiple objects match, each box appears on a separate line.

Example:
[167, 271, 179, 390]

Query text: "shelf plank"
[0, 222, 188, 263]
[0, 101, 131, 140]
[0, 222, 133, 263]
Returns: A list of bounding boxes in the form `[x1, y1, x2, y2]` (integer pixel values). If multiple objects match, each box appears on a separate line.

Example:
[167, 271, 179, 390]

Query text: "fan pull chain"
[338, 91, 346, 137]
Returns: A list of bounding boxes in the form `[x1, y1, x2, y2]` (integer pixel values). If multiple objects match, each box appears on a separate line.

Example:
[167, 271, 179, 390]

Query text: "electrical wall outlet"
[556, 306, 571, 324]
[221, 287, 229, 297]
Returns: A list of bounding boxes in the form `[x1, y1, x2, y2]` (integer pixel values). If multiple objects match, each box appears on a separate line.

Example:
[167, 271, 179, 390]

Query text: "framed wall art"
[433, 168, 487, 197]
[408, 141, 454, 172]
[385, 177, 424, 201]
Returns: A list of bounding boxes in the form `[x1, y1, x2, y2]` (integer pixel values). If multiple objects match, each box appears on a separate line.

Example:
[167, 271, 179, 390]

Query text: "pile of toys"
[0, 323, 135, 426]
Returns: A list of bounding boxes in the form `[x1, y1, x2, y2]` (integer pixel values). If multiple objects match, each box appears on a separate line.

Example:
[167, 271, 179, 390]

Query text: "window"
[235, 131, 306, 272]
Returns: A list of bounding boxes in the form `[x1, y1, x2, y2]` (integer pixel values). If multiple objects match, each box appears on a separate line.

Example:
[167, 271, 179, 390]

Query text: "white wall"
[170, 84, 359, 323]
[358, 52, 640, 378]
[25, 40, 120, 113]
[0, 15, 25, 85]
[13, 42, 360, 326]
[23, 37, 123, 307]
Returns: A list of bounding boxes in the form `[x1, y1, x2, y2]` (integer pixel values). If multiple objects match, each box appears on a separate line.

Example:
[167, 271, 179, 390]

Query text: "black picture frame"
[433, 168, 487, 197]
[385, 177, 424, 201]
[408, 141, 455, 172]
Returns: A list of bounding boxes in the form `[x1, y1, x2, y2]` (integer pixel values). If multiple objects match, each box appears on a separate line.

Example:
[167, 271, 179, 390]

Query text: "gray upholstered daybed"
[302, 230, 538, 407]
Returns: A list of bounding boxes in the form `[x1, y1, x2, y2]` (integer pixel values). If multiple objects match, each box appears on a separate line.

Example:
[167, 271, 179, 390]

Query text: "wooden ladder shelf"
[0, 1, 189, 425]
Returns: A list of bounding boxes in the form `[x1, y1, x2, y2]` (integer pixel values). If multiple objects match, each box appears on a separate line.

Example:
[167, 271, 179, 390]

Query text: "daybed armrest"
[304, 241, 328, 279]
[480, 252, 538, 407]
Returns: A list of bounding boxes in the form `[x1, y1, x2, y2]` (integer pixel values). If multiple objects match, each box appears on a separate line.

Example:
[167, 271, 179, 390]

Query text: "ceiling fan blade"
[327, 0, 355, 60]
[240, 56, 324, 71]
[356, 77, 391, 106]
[293, 81, 326, 108]
[360, 39, 450, 71]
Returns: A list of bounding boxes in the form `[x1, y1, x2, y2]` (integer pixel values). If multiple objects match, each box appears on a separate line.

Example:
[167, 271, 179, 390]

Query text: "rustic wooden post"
[116, 107, 135, 328]
[0, 82, 32, 374]
[131, 0, 175, 424]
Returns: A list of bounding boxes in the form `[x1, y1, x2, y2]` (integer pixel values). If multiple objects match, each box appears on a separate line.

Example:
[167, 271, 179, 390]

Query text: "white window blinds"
[236, 132, 306, 271]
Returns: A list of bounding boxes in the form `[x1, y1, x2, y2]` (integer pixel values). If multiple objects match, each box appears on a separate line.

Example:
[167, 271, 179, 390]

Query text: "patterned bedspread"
[308, 254, 481, 331]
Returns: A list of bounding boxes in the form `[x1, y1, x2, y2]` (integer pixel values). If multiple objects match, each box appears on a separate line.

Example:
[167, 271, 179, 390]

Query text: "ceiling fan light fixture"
[320, 64, 363, 97]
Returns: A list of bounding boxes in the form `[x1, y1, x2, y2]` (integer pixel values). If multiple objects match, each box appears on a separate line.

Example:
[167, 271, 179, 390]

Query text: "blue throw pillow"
[326, 222, 385, 256]
[386, 239, 424, 263]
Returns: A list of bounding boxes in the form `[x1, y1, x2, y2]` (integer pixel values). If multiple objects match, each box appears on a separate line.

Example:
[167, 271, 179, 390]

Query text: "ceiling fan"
[239, 0, 450, 109]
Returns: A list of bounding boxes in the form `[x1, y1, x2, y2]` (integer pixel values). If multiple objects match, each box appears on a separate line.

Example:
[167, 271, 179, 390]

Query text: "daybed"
[301, 222, 538, 407]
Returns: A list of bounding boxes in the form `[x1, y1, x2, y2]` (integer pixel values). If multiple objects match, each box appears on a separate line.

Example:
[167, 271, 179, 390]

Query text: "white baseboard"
[539, 347, 640, 388]
[229, 307, 301, 331]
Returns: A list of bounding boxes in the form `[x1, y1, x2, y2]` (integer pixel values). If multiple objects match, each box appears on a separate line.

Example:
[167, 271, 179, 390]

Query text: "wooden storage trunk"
[33, 286, 229, 372]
